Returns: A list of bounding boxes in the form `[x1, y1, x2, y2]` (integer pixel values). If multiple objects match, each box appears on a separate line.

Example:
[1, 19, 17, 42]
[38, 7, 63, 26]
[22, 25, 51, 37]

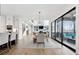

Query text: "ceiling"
[1, 4, 75, 25]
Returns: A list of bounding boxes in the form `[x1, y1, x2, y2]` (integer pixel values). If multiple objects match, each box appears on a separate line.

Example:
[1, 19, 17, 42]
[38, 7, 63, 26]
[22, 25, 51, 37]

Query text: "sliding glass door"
[63, 9, 76, 49]
[51, 7, 76, 50]
[55, 18, 62, 42]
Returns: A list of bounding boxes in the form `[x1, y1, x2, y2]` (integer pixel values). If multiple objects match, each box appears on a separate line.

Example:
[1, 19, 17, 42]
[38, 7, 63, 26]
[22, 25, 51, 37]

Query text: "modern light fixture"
[38, 11, 42, 25]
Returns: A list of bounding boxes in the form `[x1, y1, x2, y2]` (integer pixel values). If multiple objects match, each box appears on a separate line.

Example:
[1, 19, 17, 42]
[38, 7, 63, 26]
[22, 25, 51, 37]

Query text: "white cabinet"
[0, 33, 9, 45]
[10, 32, 16, 41]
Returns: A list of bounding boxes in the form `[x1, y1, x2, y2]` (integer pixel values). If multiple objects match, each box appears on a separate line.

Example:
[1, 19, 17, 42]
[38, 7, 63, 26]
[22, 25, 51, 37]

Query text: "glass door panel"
[56, 18, 62, 42]
[63, 10, 76, 49]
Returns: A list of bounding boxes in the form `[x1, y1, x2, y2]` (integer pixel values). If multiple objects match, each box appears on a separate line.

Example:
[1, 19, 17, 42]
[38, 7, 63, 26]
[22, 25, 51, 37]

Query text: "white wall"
[13, 16, 19, 32]
[6, 16, 13, 25]
[0, 16, 6, 33]
[0, 4, 1, 16]
[18, 18, 22, 39]
[76, 5, 79, 54]
[49, 20, 52, 38]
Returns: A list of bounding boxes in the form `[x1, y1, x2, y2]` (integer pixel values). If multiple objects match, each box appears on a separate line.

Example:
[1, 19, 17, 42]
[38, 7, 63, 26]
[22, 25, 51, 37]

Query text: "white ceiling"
[1, 4, 75, 25]
[1, 4, 74, 18]
[1, 4, 64, 16]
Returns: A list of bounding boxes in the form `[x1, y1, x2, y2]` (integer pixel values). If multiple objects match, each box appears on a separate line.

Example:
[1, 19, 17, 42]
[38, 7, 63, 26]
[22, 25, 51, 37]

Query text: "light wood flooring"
[3, 34, 76, 55]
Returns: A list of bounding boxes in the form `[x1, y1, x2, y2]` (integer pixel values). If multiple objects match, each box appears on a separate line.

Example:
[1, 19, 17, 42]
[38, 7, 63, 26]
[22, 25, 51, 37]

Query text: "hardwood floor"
[4, 47, 75, 55]
[2, 33, 76, 55]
